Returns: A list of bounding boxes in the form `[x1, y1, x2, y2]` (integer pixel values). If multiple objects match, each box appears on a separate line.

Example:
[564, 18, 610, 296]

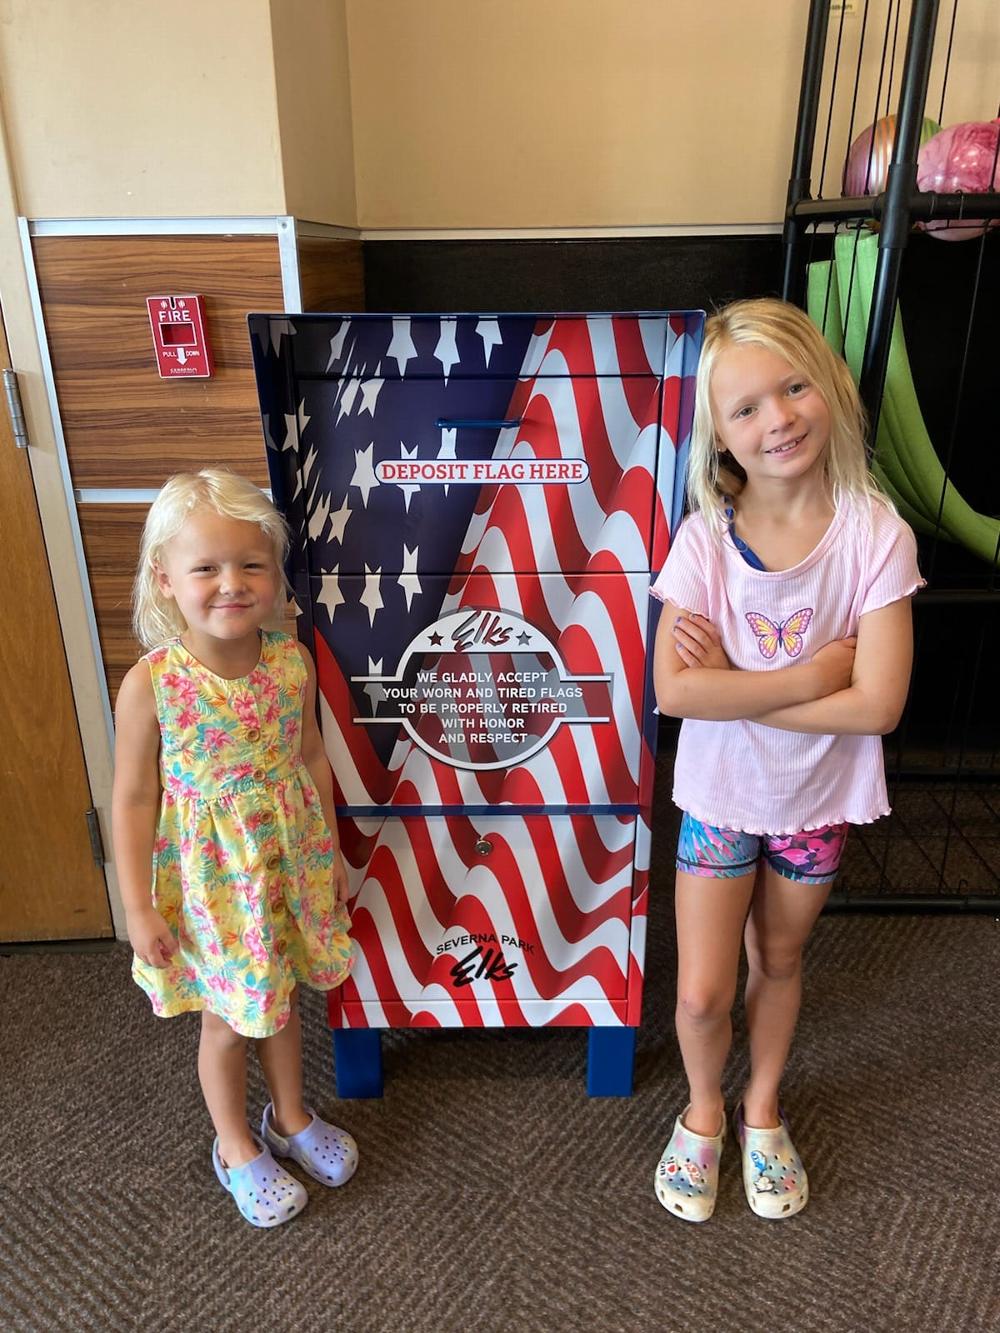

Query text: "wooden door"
[0, 308, 112, 941]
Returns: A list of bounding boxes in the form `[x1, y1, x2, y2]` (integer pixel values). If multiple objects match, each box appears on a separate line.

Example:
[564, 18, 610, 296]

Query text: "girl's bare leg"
[199, 1010, 258, 1166]
[256, 987, 311, 1137]
[742, 865, 832, 1127]
[674, 867, 757, 1135]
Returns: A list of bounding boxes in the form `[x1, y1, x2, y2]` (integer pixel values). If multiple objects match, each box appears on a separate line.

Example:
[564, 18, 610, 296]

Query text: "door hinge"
[2, 369, 29, 449]
[85, 808, 106, 867]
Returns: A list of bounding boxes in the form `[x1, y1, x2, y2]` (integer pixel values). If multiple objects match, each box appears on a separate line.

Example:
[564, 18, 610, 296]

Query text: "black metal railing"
[782, 0, 1000, 910]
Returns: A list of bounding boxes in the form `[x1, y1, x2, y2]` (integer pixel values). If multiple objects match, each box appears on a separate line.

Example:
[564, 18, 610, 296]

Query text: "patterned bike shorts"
[676, 812, 849, 884]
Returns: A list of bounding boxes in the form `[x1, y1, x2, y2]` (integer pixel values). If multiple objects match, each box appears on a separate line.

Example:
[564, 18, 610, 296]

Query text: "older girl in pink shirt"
[650, 299, 922, 1223]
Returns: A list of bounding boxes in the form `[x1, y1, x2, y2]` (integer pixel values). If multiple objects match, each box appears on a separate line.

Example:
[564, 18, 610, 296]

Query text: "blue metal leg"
[333, 1029, 384, 1098]
[587, 1026, 637, 1097]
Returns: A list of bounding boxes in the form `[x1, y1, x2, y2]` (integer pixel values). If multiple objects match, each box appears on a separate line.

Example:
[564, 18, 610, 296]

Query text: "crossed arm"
[652, 597, 914, 736]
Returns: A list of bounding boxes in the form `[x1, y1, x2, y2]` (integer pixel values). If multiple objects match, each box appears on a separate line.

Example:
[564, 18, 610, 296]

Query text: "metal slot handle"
[435, 418, 522, 430]
[85, 808, 106, 867]
[3, 369, 28, 449]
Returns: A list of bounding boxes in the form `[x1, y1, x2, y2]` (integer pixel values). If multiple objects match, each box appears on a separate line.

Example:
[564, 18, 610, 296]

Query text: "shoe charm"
[749, 1148, 777, 1194]
[660, 1156, 705, 1187]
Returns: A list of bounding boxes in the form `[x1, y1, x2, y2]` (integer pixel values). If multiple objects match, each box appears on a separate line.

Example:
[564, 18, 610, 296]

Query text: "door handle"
[435, 418, 522, 430]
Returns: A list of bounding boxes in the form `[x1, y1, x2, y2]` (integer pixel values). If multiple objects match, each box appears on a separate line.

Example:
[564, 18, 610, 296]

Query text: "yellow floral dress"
[132, 630, 354, 1038]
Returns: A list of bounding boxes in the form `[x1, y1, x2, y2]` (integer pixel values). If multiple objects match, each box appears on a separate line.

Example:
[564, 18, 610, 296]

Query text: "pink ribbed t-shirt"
[650, 496, 924, 835]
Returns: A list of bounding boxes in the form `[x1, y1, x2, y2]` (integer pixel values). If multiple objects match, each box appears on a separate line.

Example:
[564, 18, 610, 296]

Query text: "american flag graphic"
[250, 312, 701, 1029]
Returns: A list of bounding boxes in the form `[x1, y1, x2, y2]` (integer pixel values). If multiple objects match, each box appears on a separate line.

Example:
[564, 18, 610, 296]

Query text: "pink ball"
[916, 119, 1000, 241]
[843, 116, 896, 196]
[843, 115, 940, 197]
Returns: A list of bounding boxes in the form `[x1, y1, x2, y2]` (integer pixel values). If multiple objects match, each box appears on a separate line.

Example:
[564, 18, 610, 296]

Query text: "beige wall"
[346, 0, 999, 230]
[271, 0, 358, 226]
[0, 0, 994, 227]
[0, 0, 285, 218]
[345, 0, 812, 229]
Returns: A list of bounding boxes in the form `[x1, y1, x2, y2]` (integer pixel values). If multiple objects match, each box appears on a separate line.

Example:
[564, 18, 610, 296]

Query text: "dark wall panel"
[362, 235, 783, 314]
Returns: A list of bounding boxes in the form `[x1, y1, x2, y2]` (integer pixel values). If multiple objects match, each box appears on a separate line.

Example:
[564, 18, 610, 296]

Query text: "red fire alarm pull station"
[146, 295, 213, 379]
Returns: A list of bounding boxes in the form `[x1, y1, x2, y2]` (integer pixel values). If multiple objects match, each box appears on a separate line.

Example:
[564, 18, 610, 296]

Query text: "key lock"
[474, 837, 494, 857]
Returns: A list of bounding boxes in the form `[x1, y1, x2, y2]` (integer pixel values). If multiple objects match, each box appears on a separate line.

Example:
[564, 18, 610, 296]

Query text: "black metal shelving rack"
[782, 0, 1000, 911]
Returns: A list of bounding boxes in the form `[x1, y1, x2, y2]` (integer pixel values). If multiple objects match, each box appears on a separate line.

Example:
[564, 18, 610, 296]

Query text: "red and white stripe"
[323, 316, 693, 1029]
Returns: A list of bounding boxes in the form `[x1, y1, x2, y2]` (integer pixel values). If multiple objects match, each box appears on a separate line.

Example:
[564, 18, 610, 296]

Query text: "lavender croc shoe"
[212, 1133, 308, 1228]
[654, 1106, 726, 1223]
[735, 1105, 809, 1220]
[261, 1103, 359, 1187]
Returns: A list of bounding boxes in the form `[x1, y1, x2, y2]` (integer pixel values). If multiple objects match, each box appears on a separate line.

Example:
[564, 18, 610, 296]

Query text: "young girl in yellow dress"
[112, 468, 357, 1228]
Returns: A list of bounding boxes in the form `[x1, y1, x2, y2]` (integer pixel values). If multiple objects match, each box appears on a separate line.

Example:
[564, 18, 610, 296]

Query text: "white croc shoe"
[654, 1106, 726, 1223]
[735, 1104, 809, 1220]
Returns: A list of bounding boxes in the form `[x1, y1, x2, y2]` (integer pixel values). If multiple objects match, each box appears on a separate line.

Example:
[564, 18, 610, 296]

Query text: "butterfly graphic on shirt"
[745, 608, 814, 659]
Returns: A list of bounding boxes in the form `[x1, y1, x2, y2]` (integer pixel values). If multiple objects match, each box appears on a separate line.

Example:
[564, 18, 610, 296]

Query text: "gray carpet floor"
[3, 841, 999, 1331]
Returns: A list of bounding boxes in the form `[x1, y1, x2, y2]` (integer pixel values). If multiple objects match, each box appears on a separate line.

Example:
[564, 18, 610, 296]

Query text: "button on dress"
[132, 630, 354, 1038]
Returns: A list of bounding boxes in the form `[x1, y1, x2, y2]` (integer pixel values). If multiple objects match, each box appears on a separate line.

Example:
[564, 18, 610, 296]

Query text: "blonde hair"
[133, 468, 290, 649]
[686, 297, 885, 533]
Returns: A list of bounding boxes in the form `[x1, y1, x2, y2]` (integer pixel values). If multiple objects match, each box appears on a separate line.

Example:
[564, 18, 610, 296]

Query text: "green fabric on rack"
[807, 255, 934, 536]
[807, 232, 1000, 567]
